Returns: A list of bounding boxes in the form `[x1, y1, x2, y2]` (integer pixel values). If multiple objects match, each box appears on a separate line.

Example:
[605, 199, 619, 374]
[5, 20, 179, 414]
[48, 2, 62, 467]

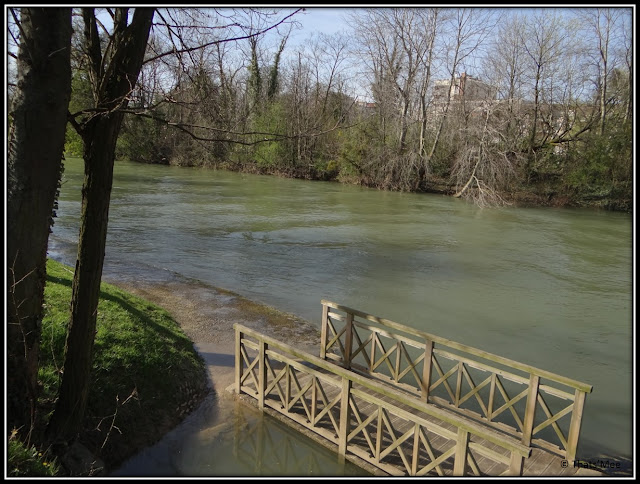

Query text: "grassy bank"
[8, 259, 208, 476]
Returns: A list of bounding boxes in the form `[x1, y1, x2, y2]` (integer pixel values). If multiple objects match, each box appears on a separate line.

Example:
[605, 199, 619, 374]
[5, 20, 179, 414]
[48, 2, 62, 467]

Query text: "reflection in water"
[113, 392, 368, 477]
[229, 404, 368, 477]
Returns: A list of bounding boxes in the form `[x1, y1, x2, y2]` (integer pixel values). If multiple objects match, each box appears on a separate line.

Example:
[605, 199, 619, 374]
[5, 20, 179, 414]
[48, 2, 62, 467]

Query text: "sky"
[7, 6, 634, 100]
[289, 7, 351, 36]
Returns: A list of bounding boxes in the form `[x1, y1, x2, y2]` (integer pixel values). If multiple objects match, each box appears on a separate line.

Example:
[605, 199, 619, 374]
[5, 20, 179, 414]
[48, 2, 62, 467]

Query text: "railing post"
[370, 333, 377, 374]
[285, 363, 291, 411]
[421, 339, 434, 402]
[565, 389, 587, 464]
[311, 376, 317, 425]
[235, 327, 243, 394]
[320, 303, 329, 360]
[411, 423, 420, 476]
[394, 341, 401, 384]
[258, 338, 267, 410]
[344, 311, 354, 370]
[522, 374, 540, 447]
[453, 428, 470, 476]
[508, 450, 524, 476]
[338, 377, 352, 460]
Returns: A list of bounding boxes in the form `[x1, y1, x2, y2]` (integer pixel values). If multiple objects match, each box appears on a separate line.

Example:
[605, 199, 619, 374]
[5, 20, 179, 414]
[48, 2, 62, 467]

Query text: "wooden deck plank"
[523, 447, 559, 475]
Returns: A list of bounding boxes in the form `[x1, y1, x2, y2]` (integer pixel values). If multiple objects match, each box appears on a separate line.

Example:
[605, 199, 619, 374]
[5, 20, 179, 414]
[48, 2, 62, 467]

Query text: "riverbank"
[103, 273, 327, 475]
[112, 275, 323, 399]
[155, 159, 633, 213]
[11, 260, 209, 476]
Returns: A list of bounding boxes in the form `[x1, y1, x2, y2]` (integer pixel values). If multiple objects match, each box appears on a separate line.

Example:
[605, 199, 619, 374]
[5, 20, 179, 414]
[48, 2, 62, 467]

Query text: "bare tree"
[482, 13, 527, 146]
[451, 100, 515, 207]
[415, 8, 441, 178]
[619, 13, 633, 122]
[350, 8, 442, 189]
[578, 8, 626, 134]
[284, 31, 353, 172]
[307, 31, 351, 117]
[519, 10, 570, 175]
[352, 8, 426, 155]
[429, 8, 496, 163]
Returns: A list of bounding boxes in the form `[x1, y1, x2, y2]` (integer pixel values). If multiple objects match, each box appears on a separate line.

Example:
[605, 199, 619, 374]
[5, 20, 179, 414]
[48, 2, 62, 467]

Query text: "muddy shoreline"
[47, 240, 330, 474]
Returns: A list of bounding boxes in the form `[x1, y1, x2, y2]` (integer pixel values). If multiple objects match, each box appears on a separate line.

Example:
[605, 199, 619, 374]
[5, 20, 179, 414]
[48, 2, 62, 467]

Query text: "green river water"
[49, 158, 633, 475]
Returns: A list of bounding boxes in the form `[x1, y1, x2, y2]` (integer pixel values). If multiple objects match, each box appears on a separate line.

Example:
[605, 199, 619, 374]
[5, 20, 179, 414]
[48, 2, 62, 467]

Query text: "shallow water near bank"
[111, 388, 369, 477]
[49, 158, 633, 474]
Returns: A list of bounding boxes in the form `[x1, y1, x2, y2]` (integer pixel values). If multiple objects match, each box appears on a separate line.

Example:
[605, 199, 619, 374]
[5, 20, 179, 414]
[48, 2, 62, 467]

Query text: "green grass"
[12, 259, 208, 475]
[7, 431, 60, 477]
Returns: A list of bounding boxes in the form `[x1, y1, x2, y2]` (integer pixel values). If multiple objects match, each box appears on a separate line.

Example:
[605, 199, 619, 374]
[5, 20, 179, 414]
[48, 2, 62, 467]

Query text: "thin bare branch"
[144, 8, 303, 65]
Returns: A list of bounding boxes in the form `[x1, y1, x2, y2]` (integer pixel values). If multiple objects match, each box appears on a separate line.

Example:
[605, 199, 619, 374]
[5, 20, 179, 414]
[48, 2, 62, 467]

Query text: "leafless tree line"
[345, 7, 632, 202]
[44, 7, 630, 201]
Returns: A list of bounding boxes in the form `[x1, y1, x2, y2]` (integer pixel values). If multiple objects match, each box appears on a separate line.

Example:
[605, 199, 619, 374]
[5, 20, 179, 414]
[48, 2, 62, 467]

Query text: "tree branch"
[143, 8, 303, 65]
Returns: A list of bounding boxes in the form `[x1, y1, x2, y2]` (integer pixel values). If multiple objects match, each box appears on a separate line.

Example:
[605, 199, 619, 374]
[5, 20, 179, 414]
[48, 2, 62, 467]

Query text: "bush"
[565, 122, 632, 196]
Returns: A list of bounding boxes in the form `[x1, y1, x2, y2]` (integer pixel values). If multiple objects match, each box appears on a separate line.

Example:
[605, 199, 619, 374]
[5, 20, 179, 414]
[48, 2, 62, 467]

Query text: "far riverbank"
[124, 159, 634, 213]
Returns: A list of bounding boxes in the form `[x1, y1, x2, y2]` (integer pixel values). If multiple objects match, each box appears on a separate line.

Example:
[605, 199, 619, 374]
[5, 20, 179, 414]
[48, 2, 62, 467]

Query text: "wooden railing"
[319, 300, 593, 464]
[234, 323, 531, 476]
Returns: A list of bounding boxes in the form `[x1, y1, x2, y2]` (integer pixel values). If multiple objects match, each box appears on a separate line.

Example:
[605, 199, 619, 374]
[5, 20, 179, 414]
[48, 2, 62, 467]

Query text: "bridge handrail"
[234, 322, 530, 477]
[319, 300, 592, 462]
[321, 300, 592, 393]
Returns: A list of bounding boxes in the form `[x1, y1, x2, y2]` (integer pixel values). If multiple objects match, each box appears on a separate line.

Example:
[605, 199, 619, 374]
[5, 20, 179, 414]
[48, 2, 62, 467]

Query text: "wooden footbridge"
[228, 300, 595, 476]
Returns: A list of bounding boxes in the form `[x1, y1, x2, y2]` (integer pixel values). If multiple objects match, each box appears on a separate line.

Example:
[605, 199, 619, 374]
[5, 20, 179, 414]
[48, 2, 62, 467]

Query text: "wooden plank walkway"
[228, 301, 597, 477]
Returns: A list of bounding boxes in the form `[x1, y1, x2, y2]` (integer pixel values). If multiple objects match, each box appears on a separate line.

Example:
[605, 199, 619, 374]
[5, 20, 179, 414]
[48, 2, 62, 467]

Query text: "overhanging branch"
[144, 8, 304, 65]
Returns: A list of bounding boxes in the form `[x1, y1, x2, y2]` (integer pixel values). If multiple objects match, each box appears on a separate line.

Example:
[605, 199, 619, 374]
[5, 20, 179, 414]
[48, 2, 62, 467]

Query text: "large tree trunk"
[46, 7, 155, 443]
[6, 7, 72, 439]
[45, 114, 123, 441]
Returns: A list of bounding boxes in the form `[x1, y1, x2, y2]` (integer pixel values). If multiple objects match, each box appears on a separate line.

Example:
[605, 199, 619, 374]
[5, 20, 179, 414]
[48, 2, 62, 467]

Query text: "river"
[48, 157, 633, 474]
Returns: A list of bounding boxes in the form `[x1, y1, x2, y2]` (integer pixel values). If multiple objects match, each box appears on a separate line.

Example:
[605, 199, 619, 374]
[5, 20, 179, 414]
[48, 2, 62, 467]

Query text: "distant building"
[355, 100, 378, 111]
[433, 72, 496, 102]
